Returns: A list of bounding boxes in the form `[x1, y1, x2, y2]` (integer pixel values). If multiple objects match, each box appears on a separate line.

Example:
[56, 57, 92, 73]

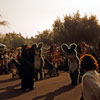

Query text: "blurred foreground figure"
[80, 54, 100, 100]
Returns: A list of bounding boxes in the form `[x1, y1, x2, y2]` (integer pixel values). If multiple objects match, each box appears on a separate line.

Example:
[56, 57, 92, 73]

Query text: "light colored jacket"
[82, 70, 100, 100]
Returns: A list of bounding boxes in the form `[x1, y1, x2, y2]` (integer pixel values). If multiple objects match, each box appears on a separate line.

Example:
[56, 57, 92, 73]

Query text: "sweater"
[82, 70, 100, 100]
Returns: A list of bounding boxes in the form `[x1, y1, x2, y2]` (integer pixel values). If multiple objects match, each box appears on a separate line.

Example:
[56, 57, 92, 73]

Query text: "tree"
[35, 29, 52, 45]
[51, 17, 66, 44]
[51, 11, 100, 44]
[3, 32, 25, 48]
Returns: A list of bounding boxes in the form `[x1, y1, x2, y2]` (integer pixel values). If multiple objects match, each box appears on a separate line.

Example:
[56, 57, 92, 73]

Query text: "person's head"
[79, 54, 98, 71]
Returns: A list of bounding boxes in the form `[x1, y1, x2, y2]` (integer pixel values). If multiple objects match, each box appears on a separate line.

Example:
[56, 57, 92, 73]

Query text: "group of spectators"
[0, 42, 100, 77]
[0, 42, 100, 99]
[0, 48, 21, 75]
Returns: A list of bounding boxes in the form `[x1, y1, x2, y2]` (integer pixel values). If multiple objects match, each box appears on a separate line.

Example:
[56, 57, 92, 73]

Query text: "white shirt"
[82, 70, 100, 100]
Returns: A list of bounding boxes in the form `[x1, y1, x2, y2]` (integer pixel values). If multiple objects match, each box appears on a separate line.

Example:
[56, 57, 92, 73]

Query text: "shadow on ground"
[0, 83, 29, 100]
[33, 84, 75, 100]
[0, 78, 19, 83]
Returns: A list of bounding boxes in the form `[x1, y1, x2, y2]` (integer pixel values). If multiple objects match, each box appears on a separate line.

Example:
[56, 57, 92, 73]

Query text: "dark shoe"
[35, 78, 38, 81]
[40, 78, 43, 80]
[29, 87, 34, 91]
[71, 82, 74, 85]
[20, 87, 27, 90]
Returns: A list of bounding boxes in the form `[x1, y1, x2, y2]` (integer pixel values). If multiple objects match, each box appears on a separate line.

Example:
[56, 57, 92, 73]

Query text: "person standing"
[52, 44, 60, 76]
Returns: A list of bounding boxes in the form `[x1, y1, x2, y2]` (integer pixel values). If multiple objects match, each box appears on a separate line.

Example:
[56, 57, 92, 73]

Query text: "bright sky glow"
[0, 0, 100, 38]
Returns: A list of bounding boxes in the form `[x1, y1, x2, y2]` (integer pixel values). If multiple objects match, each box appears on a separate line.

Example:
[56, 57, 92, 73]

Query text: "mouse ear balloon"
[70, 43, 77, 51]
[61, 44, 69, 52]
[38, 42, 43, 49]
[32, 43, 37, 48]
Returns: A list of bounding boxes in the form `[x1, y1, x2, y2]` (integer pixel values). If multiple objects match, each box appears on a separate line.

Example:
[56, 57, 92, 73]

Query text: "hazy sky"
[0, 0, 100, 38]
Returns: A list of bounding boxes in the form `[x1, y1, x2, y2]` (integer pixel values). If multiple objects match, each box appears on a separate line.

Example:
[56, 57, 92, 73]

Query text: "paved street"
[0, 72, 81, 100]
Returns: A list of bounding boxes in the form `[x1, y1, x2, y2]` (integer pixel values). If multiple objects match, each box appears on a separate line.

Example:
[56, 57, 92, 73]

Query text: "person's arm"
[84, 76, 100, 100]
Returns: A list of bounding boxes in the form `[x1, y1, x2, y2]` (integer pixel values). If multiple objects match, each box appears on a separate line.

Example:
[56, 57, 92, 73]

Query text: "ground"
[0, 72, 81, 100]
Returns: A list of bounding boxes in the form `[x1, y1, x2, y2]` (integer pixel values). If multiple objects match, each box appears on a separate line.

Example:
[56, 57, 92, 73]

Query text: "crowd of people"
[0, 48, 20, 76]
[0, 42, 100, 99]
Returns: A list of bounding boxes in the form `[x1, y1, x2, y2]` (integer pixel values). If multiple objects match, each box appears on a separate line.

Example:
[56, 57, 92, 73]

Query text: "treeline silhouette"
[0, 11, 100, 48]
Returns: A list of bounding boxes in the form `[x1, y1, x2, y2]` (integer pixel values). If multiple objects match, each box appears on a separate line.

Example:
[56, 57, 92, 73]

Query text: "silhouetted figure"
[62, 43, 80, 86]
